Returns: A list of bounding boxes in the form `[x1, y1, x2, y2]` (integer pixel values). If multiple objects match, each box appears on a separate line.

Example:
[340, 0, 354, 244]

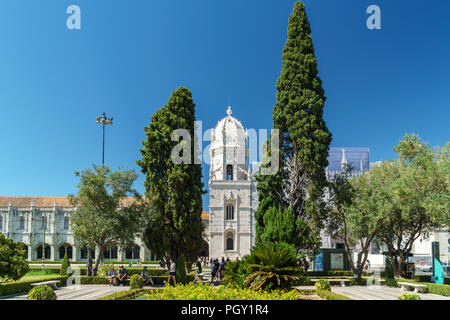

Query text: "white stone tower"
[208, 106, 256, 259]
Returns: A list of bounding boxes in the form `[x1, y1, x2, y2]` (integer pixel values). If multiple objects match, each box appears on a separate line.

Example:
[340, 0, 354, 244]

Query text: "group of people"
[209, 257, 230, 284]
[107, 265, 129, 286]
[107, 265, 156, 287]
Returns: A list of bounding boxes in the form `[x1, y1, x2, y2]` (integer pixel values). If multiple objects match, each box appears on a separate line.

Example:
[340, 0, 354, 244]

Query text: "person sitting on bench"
[141, 266, 154, 286]
[117, 265, 128, 286]
[107, 267, 117, 286]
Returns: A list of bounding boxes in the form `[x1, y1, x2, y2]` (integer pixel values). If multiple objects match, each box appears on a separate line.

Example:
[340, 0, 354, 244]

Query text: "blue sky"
[0, 0, 449, 211]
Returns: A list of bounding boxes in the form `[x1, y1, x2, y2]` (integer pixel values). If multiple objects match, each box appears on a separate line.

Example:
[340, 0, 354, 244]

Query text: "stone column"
[72, 245, 78, 261]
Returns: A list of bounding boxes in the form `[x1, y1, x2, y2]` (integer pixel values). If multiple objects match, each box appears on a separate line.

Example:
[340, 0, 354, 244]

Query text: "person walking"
[167, 258, 177, 286]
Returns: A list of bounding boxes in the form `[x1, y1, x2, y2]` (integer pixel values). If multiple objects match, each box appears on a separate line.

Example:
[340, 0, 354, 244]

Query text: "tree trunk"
[92, 246, 104, 276]
[87, 250, 93, 277]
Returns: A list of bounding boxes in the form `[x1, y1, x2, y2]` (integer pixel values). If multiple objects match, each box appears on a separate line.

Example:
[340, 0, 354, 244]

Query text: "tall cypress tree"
[137, 87, 205, 265]
[256, 1, 332, 258]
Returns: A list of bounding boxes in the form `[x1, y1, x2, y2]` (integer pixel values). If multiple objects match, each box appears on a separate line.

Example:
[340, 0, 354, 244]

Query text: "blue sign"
[314, 252, 324, 271]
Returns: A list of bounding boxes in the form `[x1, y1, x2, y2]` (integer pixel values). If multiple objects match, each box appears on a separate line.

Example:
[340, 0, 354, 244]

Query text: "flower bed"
[144, 282, 301, 300]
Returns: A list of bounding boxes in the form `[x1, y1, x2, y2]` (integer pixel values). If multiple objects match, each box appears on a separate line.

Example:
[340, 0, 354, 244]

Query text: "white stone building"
[0, 196, 209, 262]
[208, 107, 258, 259]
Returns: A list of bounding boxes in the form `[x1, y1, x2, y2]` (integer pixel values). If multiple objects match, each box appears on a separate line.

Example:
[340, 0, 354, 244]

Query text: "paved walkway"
[333, 286, 450, 300]
[0, 285, 159, 301]
[294, 285, 450, 300]
[3, 284, 449, 301]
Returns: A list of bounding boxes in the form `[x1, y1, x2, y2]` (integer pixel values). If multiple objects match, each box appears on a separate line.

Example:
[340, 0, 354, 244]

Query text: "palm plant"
[244, 242, 302, 291]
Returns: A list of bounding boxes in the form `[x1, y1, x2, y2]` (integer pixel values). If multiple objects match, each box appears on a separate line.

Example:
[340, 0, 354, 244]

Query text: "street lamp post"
[95, 112, 113, 166]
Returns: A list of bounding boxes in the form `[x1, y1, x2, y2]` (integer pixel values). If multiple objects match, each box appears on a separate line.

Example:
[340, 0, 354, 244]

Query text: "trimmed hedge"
[28, 261, 160, 265]
[97, 289, 152, 300]
[293, 276, 368, 286]
[395, 279, 450, 296]
[28, 267, 168, 277]
[316, 289, 353, 300]
[0, 276, 68, 297]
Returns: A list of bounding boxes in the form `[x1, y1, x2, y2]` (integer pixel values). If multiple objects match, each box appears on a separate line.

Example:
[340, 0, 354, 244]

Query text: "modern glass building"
[326, 147, 370, 178]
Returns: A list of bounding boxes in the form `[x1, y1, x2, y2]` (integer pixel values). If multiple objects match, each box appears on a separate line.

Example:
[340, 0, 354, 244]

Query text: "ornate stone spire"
[227, 105, 232, 116]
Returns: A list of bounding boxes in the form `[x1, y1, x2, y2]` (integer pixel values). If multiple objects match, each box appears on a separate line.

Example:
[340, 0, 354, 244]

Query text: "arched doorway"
[36, 244, 51, 260]
[59, 243, 73, 260]
[125, 245, 140, 260]
[80, 246, 95, 260]
[103, 246, 118, 260]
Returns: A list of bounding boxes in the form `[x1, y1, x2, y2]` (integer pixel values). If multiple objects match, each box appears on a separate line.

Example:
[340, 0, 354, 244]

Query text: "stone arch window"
[226, 232, 234, 251]
[19, 216, 25, 230]
[64, 216, 70, 230]
[226, 204, 234, 220]
[36, 244, 51, 260]
[226, 165, 233, 181]
[80, 246, 95, 260]
[125, 245, 140, 260]
[59, 243, 73, 259]
[103, 246, 118, 260]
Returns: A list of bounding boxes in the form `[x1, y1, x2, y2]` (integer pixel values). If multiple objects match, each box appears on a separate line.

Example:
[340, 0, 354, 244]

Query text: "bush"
[349, 277, 368, 286]
[0, 276, 68, 297]
[316, 289, 352, 300]
[0, 234, 29, 281]
[314, 279, 331, 291]
[27, 285, 57, 300]
[97, 289, 149, 300]
[398, 293, 421, 300]
[384, 257, 395, 279]
[176, 256, 187, 284]
[60, 252, 70, 276]
[244, 242, 301, 290]
[130, 274, 144, 289]
[385, 278, 398, 287]
[97, 263, 115, 278]
[148, 282, 300, 300]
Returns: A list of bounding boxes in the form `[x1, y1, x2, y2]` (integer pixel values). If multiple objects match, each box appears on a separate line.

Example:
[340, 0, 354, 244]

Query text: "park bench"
[398, 282, 426, 294]
[311, 278, 350, 287]
[31, 280, 60, 290]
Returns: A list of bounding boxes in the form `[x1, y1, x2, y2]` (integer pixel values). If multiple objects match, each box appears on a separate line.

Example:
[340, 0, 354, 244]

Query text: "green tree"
[375, 134, 448, 277]
[68, 165, 142, 276]
[60, 251, 70, 276]
[327, 167, 383, 279]
[256, 1, 332, 260]
[0, 234, 29, 281]
[137, 87, 205, 265]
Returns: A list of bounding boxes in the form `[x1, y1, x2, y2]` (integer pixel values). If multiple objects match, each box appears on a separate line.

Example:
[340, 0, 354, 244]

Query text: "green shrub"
[0, 234, 29, 281]
[314, 279, 331, 291]
[0, 276, 68, 297]
[60, 252, 70, 276]
[148, 282, 300, 300]
[97, 263, 115, 278]
[176, 256, 187, 284]
[316, 289, 352, 300]
[383, 257, 395, 279]
[130, 274, 144, 289]
[29, 266, 168, 277]
[398, 293, 421, 300]
[97, 289, 149, 300]
[244, 242, 301, 291]
[385, 278, 398, 287]
[424, 283, 450, 296]
[349, 277, 368, 286]
[27, 285, 57, 300]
